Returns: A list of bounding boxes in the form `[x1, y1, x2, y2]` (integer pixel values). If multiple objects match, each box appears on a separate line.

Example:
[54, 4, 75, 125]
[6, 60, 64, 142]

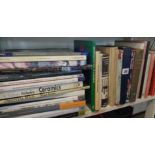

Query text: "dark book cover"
[120, 48, 132, 104]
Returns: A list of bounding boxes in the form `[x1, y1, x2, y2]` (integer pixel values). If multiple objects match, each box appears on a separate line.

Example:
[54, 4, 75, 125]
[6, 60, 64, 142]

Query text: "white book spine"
[0, 81, 83, 100]
[0, 55, 86, 62]
[0, 77, 82, 92]
[0, 84, 85, 105]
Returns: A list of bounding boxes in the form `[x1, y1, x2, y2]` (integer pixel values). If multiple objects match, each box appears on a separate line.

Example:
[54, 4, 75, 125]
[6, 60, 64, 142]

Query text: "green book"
[74, 40, 96, 111]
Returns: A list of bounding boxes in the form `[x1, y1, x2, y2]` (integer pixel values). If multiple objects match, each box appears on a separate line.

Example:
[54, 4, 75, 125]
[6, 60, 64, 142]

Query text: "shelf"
[79, 96, 155, 118]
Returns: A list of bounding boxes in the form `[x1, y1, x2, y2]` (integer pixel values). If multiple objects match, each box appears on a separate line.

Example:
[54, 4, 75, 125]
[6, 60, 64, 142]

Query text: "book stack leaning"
[0, 50, 90, 118]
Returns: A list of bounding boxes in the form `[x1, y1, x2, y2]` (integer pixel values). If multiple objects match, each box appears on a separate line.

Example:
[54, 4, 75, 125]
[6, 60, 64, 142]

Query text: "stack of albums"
[0, 49, 90, 118]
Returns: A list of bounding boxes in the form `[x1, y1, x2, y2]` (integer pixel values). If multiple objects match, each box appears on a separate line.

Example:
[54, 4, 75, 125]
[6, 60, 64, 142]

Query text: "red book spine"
[144, 53, 155, 98]
[149, 63, 155, 96]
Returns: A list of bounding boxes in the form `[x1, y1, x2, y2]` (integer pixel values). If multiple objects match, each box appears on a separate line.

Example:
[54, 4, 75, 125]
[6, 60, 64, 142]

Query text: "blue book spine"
[120, 48, 132, 104]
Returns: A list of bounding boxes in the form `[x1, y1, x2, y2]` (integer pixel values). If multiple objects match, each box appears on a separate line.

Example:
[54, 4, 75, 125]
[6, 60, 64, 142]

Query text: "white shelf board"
[79, 96, 155, 118]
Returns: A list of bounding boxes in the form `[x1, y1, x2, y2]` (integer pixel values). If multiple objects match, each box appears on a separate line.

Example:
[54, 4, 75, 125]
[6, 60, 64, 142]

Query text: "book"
[149, 62, 155, 96]
[0, 55, 86, 62]
[120, 47, 132, 104]
[129, 49, 144, 102]
[101, 53, 109, 106]
[0, 60, 86, 70]
[0, 86, 90, 105]
[0, 73, 84, 87]
[115, 40, 149, 98]
[116, 50, 123, 104]
[0, 99, 86, 118]
[144, 52, 155, 98]
[74, 40, 96, 111]
[142, 54, 151, 97]
[96, 46, 119, 106]
[0, 70, 82, 82]
[0, 81, 84, 100]
[94, 51, 102, 110]
[15, 107, 83, 118]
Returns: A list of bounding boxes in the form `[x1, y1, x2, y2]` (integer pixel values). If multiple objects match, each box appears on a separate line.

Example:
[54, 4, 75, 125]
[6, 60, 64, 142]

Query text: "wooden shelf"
[79, 96, 155, 118]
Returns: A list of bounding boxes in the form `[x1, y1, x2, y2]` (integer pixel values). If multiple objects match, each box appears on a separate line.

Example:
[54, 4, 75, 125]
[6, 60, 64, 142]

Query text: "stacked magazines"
[0, 49, 90, 118]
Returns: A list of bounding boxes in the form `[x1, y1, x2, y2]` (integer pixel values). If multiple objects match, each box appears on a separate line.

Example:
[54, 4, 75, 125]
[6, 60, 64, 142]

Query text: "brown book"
[96, 46, 118, 106]
[129, 49, 144, 102]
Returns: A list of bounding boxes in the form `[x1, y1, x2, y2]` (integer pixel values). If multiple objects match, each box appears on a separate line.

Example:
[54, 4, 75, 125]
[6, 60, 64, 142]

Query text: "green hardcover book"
[74, 40, 96, 111]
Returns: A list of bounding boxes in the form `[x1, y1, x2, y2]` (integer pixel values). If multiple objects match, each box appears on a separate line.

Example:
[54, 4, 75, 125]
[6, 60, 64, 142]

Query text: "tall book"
[74, 40, 96, 111]
[116, 50, 123, 104]
[120, 47, 133, 104]
[149, 61, 155, 96]
[94, 51, 102, 110]
[129, 49, 144, 102]
[96, 46, 118, 106]
[144, 52, 155, 98]
[142, 54, 151, 98]
[101, 53, 109, 106]
[115, 40, 149, 98]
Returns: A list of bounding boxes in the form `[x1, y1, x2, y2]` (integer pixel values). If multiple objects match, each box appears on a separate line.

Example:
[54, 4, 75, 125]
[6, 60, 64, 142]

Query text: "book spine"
[144, 53, 155, 98]
[101, 55, 109, 106]
[120, 48, 132, 104]
[0, 94, 84, 113]
[142, 54, 151, 97]
[0, 98, 85, 118]
[0, 85, 88, 105]
[0, 60, 86, 70]
[116, 50, 123, 104]
[74, 40, 96, 111]
[0, 55, 86, 62]
[16, 107, 82, 118]
[0, 74, 84, 87]
[0, 81, 83, 100]
[129, 50, 144, 102]
[0, 77, 84, 92]
[149, 62, 155, 96]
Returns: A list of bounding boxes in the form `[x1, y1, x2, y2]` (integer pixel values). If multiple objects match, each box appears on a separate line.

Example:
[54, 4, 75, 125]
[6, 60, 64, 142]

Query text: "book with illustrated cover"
[74, 40, 96, 111]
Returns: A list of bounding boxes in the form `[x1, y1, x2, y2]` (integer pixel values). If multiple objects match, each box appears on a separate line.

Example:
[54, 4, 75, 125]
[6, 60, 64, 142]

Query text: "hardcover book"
[74, 40, 96, 111]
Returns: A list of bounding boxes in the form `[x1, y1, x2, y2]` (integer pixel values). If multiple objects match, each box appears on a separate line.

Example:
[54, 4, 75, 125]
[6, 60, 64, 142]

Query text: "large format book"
[96, 46, 118, 106]
[16, 107, 84, 118]
[0, 86, 90, 105]
[0, 55, 86, 62]
[149, 62, 155, 96]
[0, 70, 82, 82]
[0, 97, 86, 118]
[129, 49, 144, 102]
[101, 53, 109, 106]
[0, 73, 84, 87]
[94, 51, 102, 110]
[144, 52, 155, 98]
[120, 47, 132, 104]
[116, 50, 123, 104]
[0, 80, 84, 100]
[74, 40, 96, 111]
[0, 60, 86, 70]
[115, 40, 149, 98]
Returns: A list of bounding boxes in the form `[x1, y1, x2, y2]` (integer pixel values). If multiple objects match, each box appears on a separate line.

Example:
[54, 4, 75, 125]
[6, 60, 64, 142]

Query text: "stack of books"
[0, 49, 90, 117]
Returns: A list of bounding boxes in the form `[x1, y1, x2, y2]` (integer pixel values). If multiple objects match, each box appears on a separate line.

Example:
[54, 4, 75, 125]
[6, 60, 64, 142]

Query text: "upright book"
[74, 40, 96, 111]
[149, 61, 155, 96]
[115, 40, 149, 98]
